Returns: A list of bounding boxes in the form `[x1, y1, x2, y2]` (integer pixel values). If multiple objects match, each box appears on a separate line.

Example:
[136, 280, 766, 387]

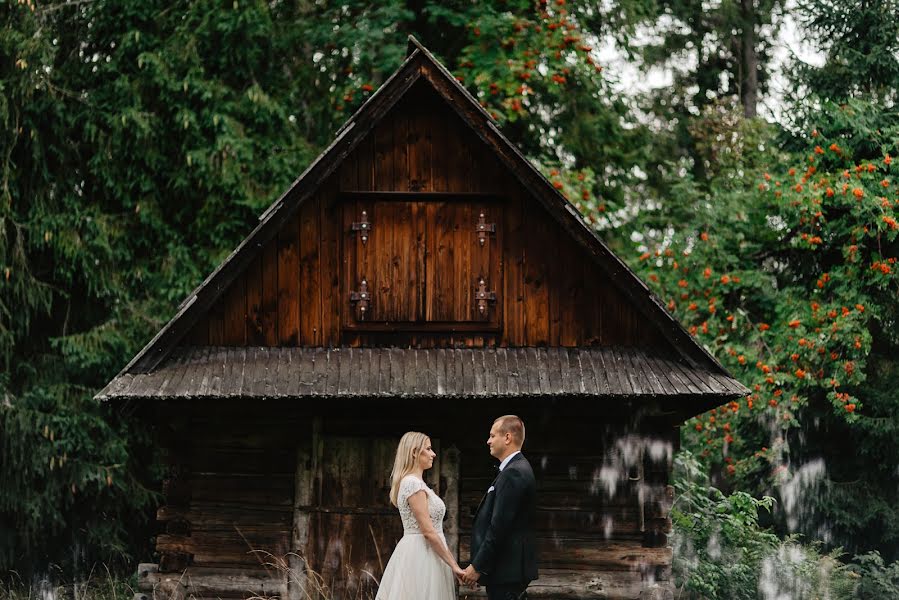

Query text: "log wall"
[144, 402, 677, 600]
[184, 83, 669, 351]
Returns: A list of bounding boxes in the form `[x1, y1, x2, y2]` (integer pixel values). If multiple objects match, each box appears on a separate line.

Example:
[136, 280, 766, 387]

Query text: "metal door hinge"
[350, 279, 371, 319]
[475, 211, 496, 245]
[351, 210, 372, 245]
[475, 278, 496, 315]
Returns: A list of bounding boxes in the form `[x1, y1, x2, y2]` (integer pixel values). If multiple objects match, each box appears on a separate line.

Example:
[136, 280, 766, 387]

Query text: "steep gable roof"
[111, 36, 745, 399]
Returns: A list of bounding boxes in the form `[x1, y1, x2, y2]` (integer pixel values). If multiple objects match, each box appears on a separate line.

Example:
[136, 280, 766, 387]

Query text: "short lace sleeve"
[396, 475, 446, 535]
[398, 475, 428, 505]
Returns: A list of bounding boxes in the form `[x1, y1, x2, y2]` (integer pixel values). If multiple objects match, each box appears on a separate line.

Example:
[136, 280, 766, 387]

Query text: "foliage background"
[2, 0, 898, 595]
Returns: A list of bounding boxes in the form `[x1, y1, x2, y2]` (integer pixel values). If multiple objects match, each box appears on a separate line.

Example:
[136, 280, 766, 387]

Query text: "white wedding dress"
[376, 475, 456, 600]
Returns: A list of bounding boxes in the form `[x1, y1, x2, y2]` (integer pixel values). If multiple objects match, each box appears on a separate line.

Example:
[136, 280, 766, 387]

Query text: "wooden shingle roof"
[97, 346, 745, 405]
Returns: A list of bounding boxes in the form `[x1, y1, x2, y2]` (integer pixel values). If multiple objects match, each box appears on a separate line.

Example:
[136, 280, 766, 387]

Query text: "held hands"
[453, 565, 468, 585]
[456, 564, 480, 586]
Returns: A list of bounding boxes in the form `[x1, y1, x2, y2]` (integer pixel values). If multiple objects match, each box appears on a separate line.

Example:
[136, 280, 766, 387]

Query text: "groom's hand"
[461, 565, 481, 585]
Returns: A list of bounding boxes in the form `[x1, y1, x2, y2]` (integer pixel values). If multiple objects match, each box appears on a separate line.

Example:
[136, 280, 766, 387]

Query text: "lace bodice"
[397, 475, 446, 535]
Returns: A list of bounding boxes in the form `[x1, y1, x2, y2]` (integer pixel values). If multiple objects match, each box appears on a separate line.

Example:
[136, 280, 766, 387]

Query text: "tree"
[618, 98, 899, 559]
[791, 0, 899, 106]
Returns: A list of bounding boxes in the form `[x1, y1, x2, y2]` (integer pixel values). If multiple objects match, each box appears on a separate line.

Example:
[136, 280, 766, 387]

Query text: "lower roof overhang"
[96, 346, 748, 422]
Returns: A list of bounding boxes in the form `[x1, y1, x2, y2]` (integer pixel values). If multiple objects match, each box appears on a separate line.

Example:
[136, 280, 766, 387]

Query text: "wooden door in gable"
[342, 197, 502, 330]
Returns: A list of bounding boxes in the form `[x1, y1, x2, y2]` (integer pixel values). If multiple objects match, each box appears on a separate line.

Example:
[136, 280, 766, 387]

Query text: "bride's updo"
[389, 431, 430, 507]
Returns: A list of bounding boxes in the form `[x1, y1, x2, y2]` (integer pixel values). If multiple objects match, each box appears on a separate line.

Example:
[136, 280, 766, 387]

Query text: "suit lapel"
[473, 454, 525, 518]
[474, 470, 500, 518]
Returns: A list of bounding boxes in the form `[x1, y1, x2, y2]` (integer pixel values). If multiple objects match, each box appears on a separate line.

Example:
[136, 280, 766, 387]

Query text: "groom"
[461, 415, 538, 600]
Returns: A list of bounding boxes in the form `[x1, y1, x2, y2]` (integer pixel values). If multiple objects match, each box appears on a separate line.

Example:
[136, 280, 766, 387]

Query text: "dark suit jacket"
[470, 452, 538, 586]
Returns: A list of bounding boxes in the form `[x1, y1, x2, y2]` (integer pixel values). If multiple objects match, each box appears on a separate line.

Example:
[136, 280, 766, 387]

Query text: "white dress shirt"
[498, 450, 522, 471]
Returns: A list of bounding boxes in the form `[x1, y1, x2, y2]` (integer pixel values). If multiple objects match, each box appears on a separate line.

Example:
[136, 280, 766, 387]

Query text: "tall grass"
[0, 566, 136, 600]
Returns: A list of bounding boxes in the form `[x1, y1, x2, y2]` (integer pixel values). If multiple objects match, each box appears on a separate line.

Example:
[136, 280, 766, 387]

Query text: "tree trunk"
[741, 0, 759, 118]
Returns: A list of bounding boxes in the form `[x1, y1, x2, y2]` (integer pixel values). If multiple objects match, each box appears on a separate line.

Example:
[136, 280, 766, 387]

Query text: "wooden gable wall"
[184, 82, 671, 352]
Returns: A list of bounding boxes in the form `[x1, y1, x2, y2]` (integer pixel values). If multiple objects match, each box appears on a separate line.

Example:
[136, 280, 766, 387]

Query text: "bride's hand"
[452, 565, 467, 582]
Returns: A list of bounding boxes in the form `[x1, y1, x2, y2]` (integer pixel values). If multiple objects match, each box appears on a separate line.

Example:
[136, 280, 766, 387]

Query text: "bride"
[376, 431, 464, 599]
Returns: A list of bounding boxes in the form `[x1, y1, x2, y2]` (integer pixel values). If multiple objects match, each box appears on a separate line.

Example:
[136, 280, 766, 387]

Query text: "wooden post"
[439, 445, 460, 559]
[288, 416, 322, 600]
[158, 412, 192, 573]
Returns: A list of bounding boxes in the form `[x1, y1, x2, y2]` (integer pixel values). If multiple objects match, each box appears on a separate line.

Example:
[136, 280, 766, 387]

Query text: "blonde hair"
[494, 415, 526, 446]
[389, 431, 430, 507]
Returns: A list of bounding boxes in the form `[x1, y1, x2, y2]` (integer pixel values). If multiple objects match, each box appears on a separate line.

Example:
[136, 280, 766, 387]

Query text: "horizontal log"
[460, 538, 672, 572]
[189, 488, 293, 507]
[139, 565, 287, 598]
[156, 534, 290, 567]
[458, 567, 672, 599]
[189, 448, 295, 475]
[188, 473, 295, 490]
[157, 505, 293, 527]
[459, 511, 671, 537]
[459, 492, 672, 515]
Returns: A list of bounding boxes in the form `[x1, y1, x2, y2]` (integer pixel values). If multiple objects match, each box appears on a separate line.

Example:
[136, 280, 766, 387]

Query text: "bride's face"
[416, 438, 436, 471]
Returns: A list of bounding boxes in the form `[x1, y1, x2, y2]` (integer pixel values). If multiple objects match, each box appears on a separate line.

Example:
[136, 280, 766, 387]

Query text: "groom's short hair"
[494, 415, 525, 446]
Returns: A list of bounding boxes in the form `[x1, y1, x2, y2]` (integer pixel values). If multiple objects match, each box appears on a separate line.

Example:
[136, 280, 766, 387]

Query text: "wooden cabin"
[98, 37, 747, 600]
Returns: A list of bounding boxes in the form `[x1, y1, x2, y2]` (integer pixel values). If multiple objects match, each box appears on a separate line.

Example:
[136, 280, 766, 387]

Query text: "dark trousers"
[485, 583, 528, 600]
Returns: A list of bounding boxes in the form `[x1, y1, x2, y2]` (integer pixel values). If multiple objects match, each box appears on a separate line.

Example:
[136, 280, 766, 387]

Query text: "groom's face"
[487, 422, 510, 460]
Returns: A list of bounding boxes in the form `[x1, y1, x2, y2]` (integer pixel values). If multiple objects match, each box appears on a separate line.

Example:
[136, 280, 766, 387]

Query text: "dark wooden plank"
[542, 346, 560, 393]
[635, 350, 668, 395]
[247, 346, 268, 397]
[275, 347, 290, 397]
[451, 349, 465, 397]
[430, 110, 448, 192]
[603, 347, 629, 395]
[222, 273, 246, 346]
[523, 208, 550, 345]
[389, 348, 404, 396]
[393, 108, 409, 192]
[356, 124, 374, 191]
[484, 350, 497, 397]
[245, 254, 265, 345]
[232, 347, 250, 397]
[473, 348, 486, 395]
[558, 238, 583, 346]
[522, 348, 537, 395]
[324, 349, 340, 396]
[168, 349, 200, 398]
[375, 348, 388, 395]
[299, 196, 322, 346]
[536, 348, 552, 395]
[373, 111, 395, 192]
[318, 183, 341, 346]
[610, 347, 636, 395]
[207, 347, 227, 397]
[311, 348, 328, 394]
[277, 216, 300, 345]
[462, 349, 476, 396]
[424, 349, 436, 395]
[655, 357, 692, 395]
[408, 105, 432, 192]
[512, 348, 528, 395]
[592, 348, 616, 395]
[435, 349, 447, 395]
[493, 348, 508, 396]
[547, 229, 562, 348]
[261, 239, 279, 346]
[502, 190, 524, 346]
[564, 348, 582, 395]
[360, 348, 375, 396]
[671, 359, 714, 394]
[446, 103, 472, 194]
[337, 348, 352, 395]
[281, 347, 300, 396]
[403, 348, 418, 395]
